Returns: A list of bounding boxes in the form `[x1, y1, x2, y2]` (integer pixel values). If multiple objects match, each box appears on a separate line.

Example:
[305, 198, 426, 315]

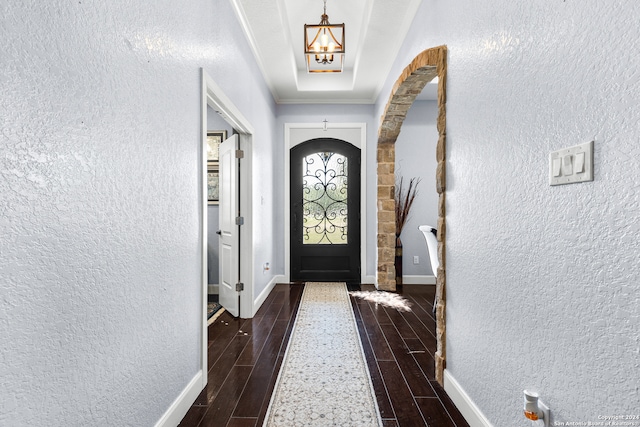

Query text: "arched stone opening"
[376, 46, 447, 384]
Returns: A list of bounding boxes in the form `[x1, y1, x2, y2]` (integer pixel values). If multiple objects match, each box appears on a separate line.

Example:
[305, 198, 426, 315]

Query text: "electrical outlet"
[537, 400, 550, 427]
[413, 256, 419, 264]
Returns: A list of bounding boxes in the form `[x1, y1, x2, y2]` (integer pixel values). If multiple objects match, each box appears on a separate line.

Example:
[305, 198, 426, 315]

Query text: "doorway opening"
[200, 69, 255, 389]
[290, 138, 361, 284]
[375, 46, 448, 384]
[284, 123, 371, 284]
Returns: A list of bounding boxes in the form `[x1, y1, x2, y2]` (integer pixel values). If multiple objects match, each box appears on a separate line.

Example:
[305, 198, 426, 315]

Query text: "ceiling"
[230, 0, 431, 104]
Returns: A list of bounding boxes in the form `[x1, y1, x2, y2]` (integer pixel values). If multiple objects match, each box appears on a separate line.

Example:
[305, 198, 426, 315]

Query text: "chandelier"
[304, 0, 345, 73]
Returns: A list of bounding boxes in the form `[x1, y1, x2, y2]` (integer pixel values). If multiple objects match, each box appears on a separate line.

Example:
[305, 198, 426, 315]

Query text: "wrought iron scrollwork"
[302, 151, 348, 244]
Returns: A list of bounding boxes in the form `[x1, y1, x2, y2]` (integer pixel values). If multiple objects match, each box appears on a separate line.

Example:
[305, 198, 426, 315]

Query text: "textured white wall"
[0, 1, 275, 425]
[396, 100, 439, 277]
[377, 0, 640, 425]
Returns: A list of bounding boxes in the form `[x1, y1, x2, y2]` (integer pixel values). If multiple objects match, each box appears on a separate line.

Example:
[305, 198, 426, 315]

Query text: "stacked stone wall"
[376, 46, 448, 384]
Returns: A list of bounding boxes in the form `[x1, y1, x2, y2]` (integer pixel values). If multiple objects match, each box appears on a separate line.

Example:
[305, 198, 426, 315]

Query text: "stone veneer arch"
[376, 46, 448, 384]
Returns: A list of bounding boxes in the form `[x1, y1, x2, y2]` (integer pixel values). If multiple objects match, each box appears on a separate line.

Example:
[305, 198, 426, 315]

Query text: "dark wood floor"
[179, 284, 469, 427]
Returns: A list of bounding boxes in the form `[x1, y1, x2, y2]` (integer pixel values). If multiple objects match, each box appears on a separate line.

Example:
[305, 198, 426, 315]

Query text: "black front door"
[290, 138, 361, 283]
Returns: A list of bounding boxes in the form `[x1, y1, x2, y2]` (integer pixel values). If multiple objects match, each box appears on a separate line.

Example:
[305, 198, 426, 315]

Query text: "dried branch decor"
[394, 176, 420, 286]
[395, 176, 421, 237]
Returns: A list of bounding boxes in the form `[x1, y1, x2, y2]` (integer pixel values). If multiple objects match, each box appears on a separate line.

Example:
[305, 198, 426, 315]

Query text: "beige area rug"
[263, 282, 383, 427]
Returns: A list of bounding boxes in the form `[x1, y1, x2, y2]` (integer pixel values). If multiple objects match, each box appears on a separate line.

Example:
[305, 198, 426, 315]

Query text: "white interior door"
[218, 134, 239, 317]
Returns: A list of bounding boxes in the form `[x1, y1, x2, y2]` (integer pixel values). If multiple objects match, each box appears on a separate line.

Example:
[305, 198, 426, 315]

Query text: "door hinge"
[235, 149, 244, 159]
[235, 216, 244, 226]
[236, 282, 244, 292]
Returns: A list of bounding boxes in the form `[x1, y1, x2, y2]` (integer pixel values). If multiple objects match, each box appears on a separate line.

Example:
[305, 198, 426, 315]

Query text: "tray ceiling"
[230, 0, 425, 104]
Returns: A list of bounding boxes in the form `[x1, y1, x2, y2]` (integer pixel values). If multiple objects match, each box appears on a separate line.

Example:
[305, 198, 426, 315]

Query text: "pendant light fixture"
[304, 0, 345, 73]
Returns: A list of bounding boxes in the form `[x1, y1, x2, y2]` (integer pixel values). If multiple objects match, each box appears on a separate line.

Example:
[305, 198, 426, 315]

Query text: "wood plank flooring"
[179, 284, 469, 427]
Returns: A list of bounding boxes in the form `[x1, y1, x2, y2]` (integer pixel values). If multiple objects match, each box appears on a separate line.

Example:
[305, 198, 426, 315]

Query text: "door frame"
[284, 123, 370, 284]
[201, 69, 254, 385]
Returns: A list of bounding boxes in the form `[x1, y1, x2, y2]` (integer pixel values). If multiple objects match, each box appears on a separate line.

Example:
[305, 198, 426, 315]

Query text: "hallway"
[180, 284, 468, 426]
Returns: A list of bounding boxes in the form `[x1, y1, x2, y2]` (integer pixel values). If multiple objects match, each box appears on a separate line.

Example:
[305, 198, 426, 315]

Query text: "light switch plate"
[549, 141, 593, 186]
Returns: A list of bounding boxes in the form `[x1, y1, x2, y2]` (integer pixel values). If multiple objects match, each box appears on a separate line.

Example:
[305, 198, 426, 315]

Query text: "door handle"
[216, 230, 222, 235]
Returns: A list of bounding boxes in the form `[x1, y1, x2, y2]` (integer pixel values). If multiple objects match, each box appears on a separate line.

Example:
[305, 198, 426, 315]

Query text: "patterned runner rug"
[263, 282, 383, 427]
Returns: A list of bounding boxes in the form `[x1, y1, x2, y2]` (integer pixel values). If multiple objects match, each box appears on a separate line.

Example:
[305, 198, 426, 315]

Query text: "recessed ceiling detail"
[231, 0, 425, 104]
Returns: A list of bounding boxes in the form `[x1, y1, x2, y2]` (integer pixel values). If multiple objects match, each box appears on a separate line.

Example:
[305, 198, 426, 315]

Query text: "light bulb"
[320, 33, 329, 48]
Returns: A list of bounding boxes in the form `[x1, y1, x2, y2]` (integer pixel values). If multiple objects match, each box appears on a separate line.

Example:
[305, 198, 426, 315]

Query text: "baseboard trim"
[154, 370, 203, 427]
[362, 275, 376, 284]
[207, 284, 219, 294]
[443, 370, 493, 427]
[252, 275, 284, 317]
[402, 275, 436, 285]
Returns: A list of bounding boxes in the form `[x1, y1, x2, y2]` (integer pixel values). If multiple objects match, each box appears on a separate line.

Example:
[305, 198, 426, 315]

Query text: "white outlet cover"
[535, 400, 550, 427]
[549, 141, 594, 186]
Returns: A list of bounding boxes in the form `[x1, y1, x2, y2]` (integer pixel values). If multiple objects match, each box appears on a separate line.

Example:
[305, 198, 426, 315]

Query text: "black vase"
[395, 235, 403, 286]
